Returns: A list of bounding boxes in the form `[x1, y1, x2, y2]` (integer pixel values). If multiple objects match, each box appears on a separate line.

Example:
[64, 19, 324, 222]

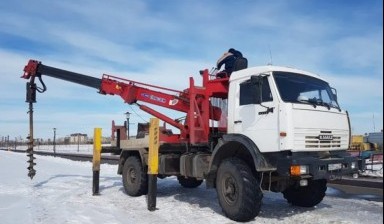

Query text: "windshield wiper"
[297, 97, 339, 110]
[321, 101, 331, 110]
[312, 98, 332, 110]
[307, 98, 320, 108]
[304, 98, 330, 109]
[297, 96, 316, 108]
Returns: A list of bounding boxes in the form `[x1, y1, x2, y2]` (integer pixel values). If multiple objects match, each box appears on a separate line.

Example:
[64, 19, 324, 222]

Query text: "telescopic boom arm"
[22, 60, 190, 131]
[22, 60, 102, 90]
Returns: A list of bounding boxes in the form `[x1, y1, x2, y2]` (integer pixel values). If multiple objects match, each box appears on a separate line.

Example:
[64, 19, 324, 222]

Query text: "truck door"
[233, 75, 279, 152]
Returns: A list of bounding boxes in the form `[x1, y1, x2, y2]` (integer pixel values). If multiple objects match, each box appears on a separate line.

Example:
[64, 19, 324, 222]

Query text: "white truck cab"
[227, 66, 350, 153]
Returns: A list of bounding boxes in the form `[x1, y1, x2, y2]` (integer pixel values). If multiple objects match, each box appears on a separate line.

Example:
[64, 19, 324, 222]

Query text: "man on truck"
[216, 48, 247, 77]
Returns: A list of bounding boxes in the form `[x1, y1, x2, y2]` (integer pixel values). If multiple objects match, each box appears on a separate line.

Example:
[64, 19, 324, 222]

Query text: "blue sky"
[0, 0, 382, 140]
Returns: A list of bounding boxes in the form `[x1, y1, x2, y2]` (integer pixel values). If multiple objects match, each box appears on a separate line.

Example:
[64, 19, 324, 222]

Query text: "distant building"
[69, 133, 88, 144]
[87, 136, 111, 144]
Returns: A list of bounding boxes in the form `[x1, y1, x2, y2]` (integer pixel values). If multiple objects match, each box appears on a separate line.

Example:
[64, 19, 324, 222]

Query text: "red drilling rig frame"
[21, 59, 229, 146]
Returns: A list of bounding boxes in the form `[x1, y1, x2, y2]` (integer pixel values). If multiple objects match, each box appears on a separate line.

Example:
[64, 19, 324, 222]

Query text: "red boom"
[99, 70, 229, 144]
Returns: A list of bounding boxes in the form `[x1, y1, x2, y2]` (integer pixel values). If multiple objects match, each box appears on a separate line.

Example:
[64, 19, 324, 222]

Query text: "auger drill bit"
[27, 145, 36, 179]
[26, 81, 37, 179]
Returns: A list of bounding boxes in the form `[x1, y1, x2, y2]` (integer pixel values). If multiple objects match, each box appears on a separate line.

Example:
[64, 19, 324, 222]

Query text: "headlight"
[290, 165, 309, 176]
[351, 162, 357, 169]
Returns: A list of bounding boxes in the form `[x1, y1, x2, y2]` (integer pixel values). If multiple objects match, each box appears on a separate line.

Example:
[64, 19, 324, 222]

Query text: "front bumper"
[275, 151, 358, 180]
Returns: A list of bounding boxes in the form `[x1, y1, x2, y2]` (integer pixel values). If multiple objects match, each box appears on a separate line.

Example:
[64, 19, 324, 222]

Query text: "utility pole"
[53, 128, 56, 156]
[77, 133, 80, 152]
[373, 113, 376, 132]
[125, 111, 131, 140]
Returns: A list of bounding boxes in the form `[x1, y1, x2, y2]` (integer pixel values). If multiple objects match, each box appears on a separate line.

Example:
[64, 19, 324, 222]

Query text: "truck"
[22, 59, 358, 222]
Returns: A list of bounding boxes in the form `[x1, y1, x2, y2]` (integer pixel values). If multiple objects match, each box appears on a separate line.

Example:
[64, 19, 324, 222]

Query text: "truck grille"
[294, 129, 348, 150]
[304, 135, 341, 148]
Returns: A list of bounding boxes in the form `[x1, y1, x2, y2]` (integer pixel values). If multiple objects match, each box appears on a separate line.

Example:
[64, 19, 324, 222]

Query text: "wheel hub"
[222, 175, 237, 205]
[128, 168, 137, 183]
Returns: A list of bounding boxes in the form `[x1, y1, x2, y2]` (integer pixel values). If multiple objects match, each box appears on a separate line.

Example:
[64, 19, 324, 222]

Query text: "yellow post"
[148, 118, 160, 174]
[92, 128, 102, 195]
[147, 118, 159, 211]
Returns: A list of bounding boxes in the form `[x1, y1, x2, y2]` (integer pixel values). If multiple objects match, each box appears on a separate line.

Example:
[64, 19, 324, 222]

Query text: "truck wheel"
[122, 156, 148, 196]
[177, 176, 203, 188]
[282, 179, 327, 207]
[216, 158, 263, 222]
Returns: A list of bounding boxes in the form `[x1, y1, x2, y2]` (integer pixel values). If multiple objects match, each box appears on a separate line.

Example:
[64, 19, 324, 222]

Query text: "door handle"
[234, 120, 242, 124]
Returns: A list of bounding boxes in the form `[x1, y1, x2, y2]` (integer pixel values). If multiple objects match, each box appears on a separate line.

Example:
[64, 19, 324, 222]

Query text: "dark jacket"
[217, 49, 245, 75]
[229, 48, 243, 58]
[217, 53, 236, 72]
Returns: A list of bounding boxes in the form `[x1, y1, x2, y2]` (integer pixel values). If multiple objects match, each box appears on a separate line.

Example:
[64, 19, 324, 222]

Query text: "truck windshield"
[273, 71, 340, 109]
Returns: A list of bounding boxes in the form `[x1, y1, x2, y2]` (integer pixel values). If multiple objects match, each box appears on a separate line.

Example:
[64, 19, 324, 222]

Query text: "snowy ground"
[14, 144, 100, 154]
[0, 150, 383, 224]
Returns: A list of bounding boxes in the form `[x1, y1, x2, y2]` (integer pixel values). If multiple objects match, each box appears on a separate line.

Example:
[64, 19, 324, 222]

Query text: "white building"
[69, 133, 88, 144]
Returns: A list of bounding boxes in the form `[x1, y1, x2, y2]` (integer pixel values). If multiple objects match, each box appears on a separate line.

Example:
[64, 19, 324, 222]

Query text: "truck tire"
[282, 179, 327, 207]
[216, 158, 263, 222]
[122, 156, 148, 196]
[177, 176, 203, 188]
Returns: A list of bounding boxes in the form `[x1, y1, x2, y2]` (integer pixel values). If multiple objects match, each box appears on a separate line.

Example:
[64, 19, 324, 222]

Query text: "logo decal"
[169, 99, 179, 106]
[318, 135, 333, 140]
[141, 93, 166, 103]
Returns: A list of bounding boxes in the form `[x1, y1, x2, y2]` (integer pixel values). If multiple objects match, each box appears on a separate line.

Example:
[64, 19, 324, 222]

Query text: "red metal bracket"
[21, 60, 40, 79]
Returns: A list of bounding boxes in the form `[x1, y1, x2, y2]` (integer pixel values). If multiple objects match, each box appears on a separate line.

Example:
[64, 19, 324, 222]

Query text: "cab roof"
[230, 65, 327, 82]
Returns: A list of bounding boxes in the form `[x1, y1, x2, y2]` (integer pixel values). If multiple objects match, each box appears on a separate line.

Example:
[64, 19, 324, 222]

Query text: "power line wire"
[129, 104, 148, 123]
